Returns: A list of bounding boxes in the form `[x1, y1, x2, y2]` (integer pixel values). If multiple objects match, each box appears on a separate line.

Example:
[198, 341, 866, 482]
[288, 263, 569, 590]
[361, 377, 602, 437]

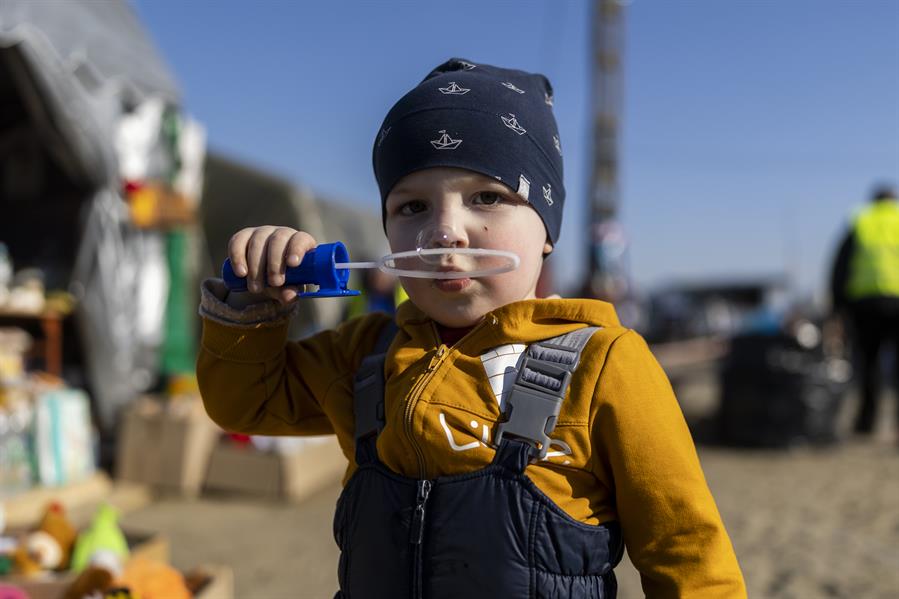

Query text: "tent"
[0, 0, 184, 434]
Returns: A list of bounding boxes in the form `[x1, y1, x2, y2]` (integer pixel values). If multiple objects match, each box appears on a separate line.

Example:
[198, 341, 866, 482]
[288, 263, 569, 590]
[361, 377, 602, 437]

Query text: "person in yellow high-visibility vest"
[830, 184, 899, 435]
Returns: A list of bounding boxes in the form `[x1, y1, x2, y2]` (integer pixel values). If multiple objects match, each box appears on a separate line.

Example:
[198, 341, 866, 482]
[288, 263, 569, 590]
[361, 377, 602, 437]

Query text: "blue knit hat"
[372, 58, 565, 245]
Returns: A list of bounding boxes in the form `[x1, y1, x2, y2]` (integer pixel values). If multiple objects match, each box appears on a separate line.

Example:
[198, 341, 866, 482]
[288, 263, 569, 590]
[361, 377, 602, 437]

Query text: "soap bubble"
[415, 224, 462, 265]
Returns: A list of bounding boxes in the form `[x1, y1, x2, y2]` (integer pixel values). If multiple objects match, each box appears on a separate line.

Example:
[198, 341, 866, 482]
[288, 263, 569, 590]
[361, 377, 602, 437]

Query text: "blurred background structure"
[586, 0, 629, 307]
[0, 0, 897, 598]
[0, 0, 193, 438]
[0, 0, 382, 442]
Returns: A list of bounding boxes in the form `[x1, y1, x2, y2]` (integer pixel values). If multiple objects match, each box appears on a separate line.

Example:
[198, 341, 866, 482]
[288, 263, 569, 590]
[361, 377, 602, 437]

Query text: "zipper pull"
[410, 479, 433, 545]
[426, 345, 447, 372]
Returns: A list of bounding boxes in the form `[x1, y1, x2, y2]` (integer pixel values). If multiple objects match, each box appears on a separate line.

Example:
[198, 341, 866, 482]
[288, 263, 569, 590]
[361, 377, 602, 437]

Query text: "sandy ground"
[120, 390, 899, 598]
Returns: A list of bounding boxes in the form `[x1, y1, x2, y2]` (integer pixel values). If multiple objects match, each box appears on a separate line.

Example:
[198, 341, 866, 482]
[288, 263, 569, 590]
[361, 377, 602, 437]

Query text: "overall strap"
[353, 319, 398, 465]
[494, 326, 599, 468]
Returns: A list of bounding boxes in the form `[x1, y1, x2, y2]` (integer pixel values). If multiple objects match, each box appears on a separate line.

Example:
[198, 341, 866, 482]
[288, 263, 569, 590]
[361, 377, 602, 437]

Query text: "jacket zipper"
[402, 318, 490, 597]
[410, 479, 433, 599]
[403, 319, 491, 479]
[403, 322, 446, 479]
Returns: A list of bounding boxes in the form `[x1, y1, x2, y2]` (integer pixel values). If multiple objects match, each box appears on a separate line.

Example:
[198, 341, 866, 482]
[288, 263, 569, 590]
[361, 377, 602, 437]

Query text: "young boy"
[197, 59, 746, 598]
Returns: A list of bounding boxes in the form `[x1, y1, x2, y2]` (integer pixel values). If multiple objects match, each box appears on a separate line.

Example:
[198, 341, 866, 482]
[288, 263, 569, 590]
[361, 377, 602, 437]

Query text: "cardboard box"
[1, 474, 111, 530]
[116, 395, 220, 497]
[204, 436, 346, 502]
[0, 471, 151, 532]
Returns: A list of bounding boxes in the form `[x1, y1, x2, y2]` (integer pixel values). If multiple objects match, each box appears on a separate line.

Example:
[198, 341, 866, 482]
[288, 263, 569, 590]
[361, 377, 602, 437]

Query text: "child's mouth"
[433, 278, 472, 292]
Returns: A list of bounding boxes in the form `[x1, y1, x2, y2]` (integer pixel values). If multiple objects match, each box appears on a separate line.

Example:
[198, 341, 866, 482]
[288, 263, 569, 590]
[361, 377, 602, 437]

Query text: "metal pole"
[588, 0, 626, 300]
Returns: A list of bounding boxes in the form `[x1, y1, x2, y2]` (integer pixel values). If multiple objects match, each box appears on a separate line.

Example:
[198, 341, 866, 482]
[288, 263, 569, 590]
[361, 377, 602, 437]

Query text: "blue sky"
[133, 0, 899, 299]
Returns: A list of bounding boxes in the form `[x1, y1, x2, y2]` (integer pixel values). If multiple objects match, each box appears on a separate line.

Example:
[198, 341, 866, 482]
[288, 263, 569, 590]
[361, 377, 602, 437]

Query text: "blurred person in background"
[830, 184, 899, 435]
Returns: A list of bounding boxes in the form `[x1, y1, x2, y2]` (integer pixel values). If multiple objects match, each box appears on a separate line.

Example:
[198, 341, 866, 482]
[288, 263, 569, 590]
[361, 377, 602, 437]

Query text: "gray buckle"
[494, 357, 571, 461]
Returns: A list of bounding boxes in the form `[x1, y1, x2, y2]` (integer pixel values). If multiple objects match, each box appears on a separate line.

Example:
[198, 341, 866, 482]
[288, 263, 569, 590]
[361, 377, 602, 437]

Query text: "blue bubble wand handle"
[222, 241, 369, 298]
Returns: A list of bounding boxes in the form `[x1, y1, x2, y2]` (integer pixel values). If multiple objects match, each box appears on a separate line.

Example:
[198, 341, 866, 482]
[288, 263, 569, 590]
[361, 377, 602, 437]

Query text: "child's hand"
[227, 226, 317, 304]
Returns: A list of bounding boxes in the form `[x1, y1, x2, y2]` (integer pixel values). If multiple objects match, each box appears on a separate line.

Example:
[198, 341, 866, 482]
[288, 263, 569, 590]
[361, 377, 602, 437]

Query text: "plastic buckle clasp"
[494, 357, 571, 461]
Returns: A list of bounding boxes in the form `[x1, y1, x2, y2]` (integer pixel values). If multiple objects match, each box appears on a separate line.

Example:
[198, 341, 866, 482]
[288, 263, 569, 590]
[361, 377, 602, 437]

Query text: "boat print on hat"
[430, 130, 462, 150]
[542, 183, 553, 206]
[501, 113, 526, 135]
[439, 81, 470, 95]
[457, 60, 477, 70]
[553, 134, 562, 156]
[377, 126, 391, 148]
[544, 92, 554, 106]
[501, 82, 525, 94]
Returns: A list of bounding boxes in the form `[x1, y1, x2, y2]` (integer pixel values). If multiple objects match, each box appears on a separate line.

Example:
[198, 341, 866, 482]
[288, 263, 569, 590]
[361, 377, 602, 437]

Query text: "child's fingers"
[227, 227, 315, 293]
[264, 227, 298, 287]
[246, 226, 278, 292]
[279, 286, 300, 304]
[227, 227, 259, 279]
[286, 231, 317, 267]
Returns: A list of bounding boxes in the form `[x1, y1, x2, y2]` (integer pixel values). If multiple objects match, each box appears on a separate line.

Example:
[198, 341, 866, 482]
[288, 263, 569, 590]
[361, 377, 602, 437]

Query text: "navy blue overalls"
[333, 324, 623, 599]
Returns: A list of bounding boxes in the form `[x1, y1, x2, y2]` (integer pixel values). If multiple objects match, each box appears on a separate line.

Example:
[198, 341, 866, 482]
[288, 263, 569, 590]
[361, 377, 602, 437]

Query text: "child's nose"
[417, 223, 469, 250]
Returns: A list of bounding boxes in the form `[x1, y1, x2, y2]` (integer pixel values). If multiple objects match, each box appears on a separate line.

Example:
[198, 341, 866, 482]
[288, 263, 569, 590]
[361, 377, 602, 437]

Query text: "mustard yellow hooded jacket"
[196, 281, 746, 598]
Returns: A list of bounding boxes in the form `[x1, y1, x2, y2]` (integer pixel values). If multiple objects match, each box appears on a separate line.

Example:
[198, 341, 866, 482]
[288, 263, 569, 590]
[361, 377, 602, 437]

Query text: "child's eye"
[398, 200, 427, 216]
[471, 192, 504, 206]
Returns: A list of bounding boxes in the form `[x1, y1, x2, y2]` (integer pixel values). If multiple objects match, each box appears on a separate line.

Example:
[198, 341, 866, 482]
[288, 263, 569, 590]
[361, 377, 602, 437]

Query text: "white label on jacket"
[480, 343, 526, 409]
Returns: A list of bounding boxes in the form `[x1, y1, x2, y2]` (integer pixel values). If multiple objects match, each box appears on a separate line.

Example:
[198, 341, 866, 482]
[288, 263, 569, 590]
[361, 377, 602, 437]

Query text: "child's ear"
[543, 240, 553, 256]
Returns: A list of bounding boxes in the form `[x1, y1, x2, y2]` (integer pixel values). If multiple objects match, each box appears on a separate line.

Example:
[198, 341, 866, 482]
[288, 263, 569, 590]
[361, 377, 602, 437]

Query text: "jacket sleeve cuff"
[198, 278, 300, 327]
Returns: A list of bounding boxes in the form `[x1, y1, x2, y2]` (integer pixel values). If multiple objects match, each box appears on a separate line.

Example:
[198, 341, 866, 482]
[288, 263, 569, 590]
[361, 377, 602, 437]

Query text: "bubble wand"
[222, 241, 520, 298]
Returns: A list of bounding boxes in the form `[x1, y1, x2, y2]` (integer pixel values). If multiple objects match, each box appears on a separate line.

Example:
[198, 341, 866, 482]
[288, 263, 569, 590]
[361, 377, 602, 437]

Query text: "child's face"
[385, 167, 552, 328]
